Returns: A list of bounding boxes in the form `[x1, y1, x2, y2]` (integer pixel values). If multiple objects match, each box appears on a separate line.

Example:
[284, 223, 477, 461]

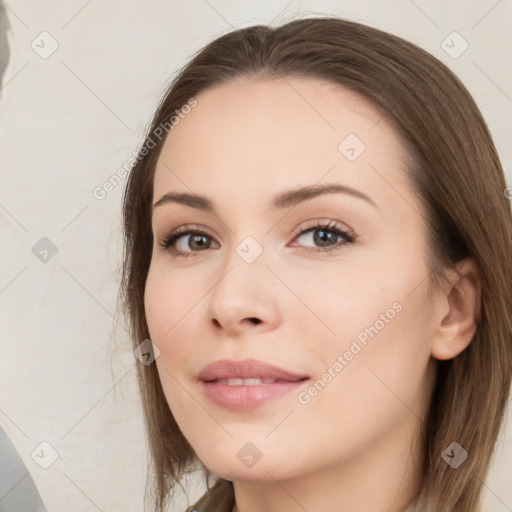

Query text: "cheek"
[144, 263, 201, 341]
[331, 286, 434, 421]
[307, 258, 435, 408]
[144, 269, 196, 418]
[296, 292, 434, 457]
[144, 264, 205, 385]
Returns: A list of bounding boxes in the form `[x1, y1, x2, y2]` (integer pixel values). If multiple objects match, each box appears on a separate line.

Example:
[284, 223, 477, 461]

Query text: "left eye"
[292, 221, 355, 252]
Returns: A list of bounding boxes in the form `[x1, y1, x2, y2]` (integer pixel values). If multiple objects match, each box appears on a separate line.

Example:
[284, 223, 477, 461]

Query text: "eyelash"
[157, 220, 356, 258]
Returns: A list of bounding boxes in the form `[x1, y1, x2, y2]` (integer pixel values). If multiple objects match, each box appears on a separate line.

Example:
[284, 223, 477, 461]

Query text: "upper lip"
[198, 359, 309, 382]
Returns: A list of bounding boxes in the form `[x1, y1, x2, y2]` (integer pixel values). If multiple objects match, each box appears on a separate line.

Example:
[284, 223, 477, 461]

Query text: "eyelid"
[157, 223, 218, 251]
[292, 218, 355, 240]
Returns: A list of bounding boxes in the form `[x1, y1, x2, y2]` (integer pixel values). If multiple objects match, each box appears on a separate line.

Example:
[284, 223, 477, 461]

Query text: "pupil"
[315, 230, 336, 246]
[191, 234, 208, 250]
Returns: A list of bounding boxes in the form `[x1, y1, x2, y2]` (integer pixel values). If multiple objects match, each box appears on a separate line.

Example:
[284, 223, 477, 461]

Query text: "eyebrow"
[152, 183, 378, 212]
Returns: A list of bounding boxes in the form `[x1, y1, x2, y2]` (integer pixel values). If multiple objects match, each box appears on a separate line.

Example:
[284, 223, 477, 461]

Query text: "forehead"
[153, 76, 412, 213]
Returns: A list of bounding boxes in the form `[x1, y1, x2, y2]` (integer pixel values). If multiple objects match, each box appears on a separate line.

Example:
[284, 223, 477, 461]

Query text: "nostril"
[211, 317, 262, 328]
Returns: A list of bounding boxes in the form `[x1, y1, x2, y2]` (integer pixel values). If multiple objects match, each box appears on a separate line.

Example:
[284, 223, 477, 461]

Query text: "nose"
[207, 244, 281, 337]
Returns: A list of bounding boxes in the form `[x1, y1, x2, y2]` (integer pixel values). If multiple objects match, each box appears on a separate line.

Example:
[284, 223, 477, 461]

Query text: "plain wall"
[1, 1, 511, 511]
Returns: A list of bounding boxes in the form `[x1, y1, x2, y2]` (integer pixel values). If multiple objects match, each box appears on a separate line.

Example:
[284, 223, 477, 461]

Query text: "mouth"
[198, 359, 310, 411]
[198, 358, 309, 381]
[213, 377, 289, 386]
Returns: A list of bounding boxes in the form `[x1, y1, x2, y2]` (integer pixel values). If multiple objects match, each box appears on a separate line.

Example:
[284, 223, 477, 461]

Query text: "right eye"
[158, 226, 219, 258]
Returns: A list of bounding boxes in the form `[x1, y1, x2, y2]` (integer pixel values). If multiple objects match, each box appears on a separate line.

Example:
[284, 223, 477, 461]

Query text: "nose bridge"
[214, 232, 268, 303]
[219, 219, 269, 278]
[207, 231, 278, 332]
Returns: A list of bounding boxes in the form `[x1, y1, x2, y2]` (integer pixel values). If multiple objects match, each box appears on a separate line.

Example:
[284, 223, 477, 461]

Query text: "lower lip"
[201, 379, 309, 411]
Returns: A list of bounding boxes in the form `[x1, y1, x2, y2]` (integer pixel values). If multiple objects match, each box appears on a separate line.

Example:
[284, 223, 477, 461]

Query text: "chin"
[209, 464, 283, 483]
[197, 450, 295, 483]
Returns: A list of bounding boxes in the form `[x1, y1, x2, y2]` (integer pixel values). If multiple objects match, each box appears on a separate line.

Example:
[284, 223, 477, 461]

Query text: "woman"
[119, 16, 512, 512]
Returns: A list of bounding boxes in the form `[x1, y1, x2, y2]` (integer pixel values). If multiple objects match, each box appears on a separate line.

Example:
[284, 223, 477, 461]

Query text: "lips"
[198, 359, 309, 411]
[198, 358, 308, 382]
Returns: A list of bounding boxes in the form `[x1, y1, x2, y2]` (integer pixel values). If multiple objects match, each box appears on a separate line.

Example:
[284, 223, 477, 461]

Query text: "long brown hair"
[119, 15, 512, 512]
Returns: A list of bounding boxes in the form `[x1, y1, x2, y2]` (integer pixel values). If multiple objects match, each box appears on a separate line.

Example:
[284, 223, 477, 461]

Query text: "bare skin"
[144, 76, 480, 512]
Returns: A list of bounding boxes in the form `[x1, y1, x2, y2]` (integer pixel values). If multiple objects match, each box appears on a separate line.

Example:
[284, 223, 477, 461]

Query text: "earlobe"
[431, 258, 481, 361]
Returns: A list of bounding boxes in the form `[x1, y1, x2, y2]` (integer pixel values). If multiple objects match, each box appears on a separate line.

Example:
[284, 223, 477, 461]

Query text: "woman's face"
[144, 76, 438, 484]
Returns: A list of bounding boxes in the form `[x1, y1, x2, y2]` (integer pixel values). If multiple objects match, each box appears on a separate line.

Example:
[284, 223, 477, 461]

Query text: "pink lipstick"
[198, 359, 309, 411]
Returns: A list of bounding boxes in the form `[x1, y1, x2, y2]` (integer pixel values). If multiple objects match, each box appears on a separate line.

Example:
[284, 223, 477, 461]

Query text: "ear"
[431, 258, 481, 361]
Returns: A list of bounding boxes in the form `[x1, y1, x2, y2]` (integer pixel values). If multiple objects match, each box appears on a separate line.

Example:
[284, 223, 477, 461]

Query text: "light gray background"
[1, 1, 511, 511]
